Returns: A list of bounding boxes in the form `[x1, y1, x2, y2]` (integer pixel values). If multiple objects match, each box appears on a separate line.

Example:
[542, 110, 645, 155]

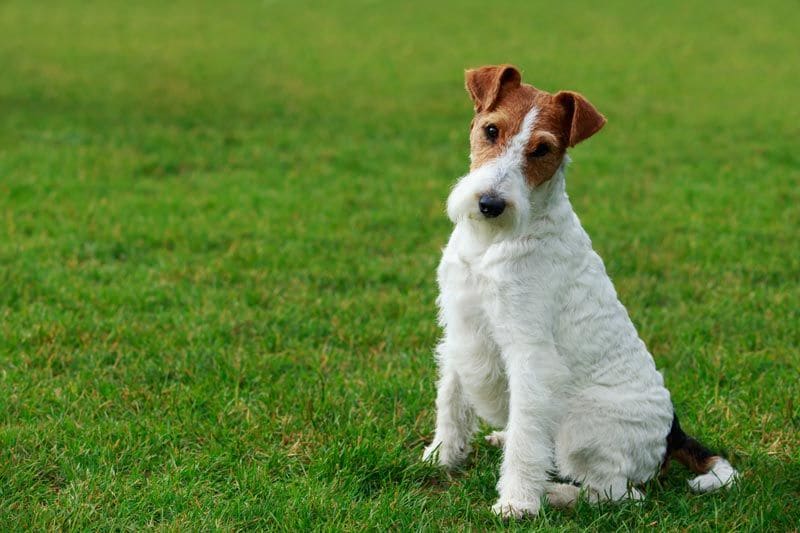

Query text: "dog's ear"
[555, 91, 606, 147]
[465, 65, 522, 113]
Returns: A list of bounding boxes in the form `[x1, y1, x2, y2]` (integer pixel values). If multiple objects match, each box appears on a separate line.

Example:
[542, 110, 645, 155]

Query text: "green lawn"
[1, 0, 799, 529]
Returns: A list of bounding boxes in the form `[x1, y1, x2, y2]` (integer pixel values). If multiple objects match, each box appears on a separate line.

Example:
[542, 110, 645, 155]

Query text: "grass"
[1, 0, 799, 529]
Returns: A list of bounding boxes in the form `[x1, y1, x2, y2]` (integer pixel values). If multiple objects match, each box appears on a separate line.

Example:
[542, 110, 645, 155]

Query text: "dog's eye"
[528, 143, 550, 158]
[484, 124, 499, 143]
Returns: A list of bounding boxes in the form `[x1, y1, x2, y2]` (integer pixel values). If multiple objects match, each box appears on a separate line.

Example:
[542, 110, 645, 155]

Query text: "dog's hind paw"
[485, 430, 506, 448]
[546, 483, 580, 508]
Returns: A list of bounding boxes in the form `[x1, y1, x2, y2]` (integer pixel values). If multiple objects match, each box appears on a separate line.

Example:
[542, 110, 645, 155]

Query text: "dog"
[422, 65, 738, 519]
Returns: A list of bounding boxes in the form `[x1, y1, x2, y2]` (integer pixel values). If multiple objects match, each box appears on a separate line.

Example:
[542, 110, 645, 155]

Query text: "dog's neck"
[528, 158, 573, 224]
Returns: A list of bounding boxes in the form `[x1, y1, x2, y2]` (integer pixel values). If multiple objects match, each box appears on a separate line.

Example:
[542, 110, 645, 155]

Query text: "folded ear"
[465, 65, 522, 113]
[555, 91, 606, 147]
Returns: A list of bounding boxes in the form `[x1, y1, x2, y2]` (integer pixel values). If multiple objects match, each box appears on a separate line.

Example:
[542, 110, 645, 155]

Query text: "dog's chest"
[440, 227, 553, 309]
[443, 243, 500, 305]
[436, 236, 496, 328]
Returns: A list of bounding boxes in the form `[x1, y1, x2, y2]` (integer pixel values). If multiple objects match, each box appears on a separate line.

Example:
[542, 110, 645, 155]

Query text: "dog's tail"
[663, 413, 739, 492]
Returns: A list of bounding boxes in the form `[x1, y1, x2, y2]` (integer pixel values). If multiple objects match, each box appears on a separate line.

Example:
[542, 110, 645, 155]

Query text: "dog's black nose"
[478, 194, 506, 218]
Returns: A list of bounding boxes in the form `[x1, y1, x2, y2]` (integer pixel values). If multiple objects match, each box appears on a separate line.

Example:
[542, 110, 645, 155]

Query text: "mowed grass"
[1, 0, 799, 529]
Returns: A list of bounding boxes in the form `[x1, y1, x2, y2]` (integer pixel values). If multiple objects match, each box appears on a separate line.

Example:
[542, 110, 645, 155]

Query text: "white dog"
[422, 65, 738, 519]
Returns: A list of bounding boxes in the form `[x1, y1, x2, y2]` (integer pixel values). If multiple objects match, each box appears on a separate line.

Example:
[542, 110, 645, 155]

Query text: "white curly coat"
[422, 83, 736, 518]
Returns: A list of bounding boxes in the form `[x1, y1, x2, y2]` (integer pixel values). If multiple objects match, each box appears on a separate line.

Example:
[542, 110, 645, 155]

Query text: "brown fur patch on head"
[465, 65, 606, 186]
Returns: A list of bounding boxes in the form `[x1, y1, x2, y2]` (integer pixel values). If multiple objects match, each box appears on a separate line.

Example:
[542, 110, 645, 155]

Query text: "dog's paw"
[546, 483, 580, 508]
[421, 440, 470, 469]
[485, 430, 506, 448]
[491, 497, 541, 520]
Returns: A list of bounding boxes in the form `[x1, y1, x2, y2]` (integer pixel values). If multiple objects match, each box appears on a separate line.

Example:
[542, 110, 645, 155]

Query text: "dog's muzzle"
[478, 194, 506, 218]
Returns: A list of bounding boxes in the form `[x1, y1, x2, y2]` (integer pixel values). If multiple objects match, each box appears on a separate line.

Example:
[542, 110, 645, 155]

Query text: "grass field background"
[2, 0, 799, 529]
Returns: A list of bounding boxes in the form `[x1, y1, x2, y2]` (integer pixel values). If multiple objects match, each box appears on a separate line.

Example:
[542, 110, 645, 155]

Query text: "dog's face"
[447, 65, 605, 229]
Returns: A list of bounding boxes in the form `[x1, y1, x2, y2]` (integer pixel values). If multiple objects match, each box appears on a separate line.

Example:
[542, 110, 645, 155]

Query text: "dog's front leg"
[492, 343, 560, 519]
[422, 360, 476, 469]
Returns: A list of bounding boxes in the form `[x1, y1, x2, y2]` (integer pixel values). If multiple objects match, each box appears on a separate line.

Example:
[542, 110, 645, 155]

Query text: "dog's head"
[447, 65, 605, 231]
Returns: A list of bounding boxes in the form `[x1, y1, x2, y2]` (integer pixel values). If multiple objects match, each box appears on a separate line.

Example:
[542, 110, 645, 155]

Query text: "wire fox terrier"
[422, 65, 738, 519]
